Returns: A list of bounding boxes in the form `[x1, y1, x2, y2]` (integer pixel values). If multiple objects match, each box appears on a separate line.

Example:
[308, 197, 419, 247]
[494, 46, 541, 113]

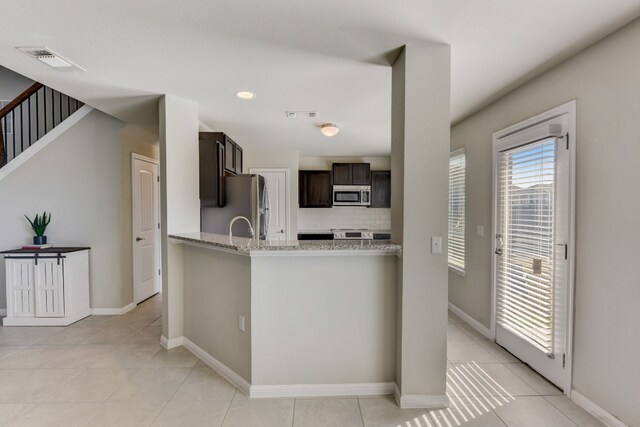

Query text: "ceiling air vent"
[16, 46, 86, 72]
[286, 111, 319, 119]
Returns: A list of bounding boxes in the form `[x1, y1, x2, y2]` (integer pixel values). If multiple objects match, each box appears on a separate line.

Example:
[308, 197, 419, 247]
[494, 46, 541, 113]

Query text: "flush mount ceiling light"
[16, 46, 86, 72]
[320, 123, 340, 137]
[236, 91, 256, 100]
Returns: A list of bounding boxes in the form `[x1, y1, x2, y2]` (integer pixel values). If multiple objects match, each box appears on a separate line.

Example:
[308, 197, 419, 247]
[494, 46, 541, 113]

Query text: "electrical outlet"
[238, 315, 245, 332]
[431, 236, 442, 254]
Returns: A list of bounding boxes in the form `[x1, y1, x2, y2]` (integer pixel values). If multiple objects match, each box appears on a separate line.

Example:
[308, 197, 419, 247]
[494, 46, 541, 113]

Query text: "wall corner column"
[391, 43, 451, 408]
[159, 95, 200, 346]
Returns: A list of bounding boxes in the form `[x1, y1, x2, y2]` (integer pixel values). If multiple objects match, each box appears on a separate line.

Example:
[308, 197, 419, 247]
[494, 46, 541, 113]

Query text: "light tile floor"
[0, 296, 604, 426]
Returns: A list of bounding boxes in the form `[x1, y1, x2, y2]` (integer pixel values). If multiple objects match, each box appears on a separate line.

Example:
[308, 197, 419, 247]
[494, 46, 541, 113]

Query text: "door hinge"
[158, 222, 160, 229]
[158, 269, 161, 276]
[562, 353, 566, 368]
[565, 132, 569, 150]
[157, 175, 160, 182]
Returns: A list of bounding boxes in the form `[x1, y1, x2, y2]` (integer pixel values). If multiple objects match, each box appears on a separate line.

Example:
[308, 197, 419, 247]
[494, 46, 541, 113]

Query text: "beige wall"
[243, 149, 299, 238]
[449, 18, 640, 427]
[119, 125, 160, 306]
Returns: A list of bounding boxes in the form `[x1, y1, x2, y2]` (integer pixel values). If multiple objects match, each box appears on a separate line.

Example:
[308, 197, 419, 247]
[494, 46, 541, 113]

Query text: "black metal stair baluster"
[36, 88, 40, 141]
[28, 96, 32, 148]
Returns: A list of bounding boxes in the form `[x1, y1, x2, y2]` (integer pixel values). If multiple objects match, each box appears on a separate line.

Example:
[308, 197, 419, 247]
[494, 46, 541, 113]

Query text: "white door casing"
[249, 168, 290, 241]
[492, 101, 576, 394]
[132, 154, 161, 304]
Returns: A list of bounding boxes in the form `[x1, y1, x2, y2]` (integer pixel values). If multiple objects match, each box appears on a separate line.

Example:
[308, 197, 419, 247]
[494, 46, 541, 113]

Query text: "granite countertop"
[1, 247, 91, 254]
[169, 232, 401, 255]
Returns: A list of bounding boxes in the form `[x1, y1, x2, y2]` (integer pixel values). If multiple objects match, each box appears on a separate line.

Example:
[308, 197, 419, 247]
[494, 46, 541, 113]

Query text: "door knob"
[136, 237, 145, 242]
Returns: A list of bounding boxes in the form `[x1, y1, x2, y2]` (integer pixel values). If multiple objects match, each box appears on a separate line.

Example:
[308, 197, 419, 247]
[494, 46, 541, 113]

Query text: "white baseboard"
[182, 336, 396, 399]
[448, 302, 492, 339]
[91, 302, 136, 316]
[394, 385, 449, 409]
[571, 389, 628, 427]
[160, 335, 184, 350]
[2, 309, 91, 326]
[251, 382, 395, 399]
[182, 337, 251, 396]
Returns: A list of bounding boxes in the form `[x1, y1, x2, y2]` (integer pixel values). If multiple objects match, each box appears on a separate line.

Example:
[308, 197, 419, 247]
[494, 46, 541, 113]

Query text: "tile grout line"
[356, 396, 366, 427]
[220, 388, 237, 427]
[291, 397, 296, 427]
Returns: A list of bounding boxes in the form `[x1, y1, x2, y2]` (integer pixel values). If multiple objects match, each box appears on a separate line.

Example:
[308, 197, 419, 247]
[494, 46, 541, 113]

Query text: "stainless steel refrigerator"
[201, 174, 269, 239]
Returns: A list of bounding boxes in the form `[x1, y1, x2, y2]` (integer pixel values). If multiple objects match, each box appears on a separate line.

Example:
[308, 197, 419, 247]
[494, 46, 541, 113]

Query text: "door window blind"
[448, 151, 466, 272]
[496, 138, 556, 353]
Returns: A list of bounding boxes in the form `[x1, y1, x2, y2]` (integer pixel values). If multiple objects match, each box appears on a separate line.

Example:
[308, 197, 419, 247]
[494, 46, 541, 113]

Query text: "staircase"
[0, 83, 84, 168]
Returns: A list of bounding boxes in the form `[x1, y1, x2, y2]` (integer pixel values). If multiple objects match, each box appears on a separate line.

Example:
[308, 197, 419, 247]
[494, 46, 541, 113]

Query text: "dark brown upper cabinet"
[221, 134, 243, 175]
[332, 163, 371, 185]
[371, 171, 391, 208]
[199, 132, 226, 207]
[299, 170, 332, 208]
[352, 163, 371, 185]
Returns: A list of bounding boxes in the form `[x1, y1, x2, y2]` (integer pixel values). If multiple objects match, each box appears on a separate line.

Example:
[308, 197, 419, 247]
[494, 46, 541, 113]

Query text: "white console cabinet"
[3, 248, 91, 326]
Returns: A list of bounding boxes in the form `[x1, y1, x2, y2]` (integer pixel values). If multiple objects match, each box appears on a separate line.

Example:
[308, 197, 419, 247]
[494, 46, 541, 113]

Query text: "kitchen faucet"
[228, 216, 255, 239]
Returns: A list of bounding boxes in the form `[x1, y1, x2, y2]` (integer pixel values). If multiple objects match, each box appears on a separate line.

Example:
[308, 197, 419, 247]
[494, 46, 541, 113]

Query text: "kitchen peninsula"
[169, 232, 401, 398]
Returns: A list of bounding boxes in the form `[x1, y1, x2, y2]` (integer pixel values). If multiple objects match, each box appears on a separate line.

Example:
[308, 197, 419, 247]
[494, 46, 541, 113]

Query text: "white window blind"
[496, 138, 556, 353]
[448, 150, 466, 272]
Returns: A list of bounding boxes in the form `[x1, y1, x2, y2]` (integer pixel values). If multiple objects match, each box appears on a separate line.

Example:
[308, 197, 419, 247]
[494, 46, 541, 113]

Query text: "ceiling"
[1, 1, 639, 155]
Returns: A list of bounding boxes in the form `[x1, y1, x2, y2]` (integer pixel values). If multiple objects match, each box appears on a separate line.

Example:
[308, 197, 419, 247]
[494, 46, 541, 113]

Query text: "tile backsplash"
[298, 207, 391, 231]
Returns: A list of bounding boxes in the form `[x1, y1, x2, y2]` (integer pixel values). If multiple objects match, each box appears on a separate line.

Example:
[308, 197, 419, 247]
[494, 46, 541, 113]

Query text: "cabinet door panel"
[352, 163, 371, 185]
[332, 164, 352, 185]
[371, 171, 391, 208]
[34, 259, 64, 317]
[235, 145, 243, 174]
[225, 137, 236, 173]
[7, 259, 35, 317]
[299, 171, 332, 207]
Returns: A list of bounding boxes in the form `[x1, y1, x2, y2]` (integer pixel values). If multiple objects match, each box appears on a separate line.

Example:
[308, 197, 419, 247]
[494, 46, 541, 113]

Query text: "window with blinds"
[448, 150, 466, 273]
[496, 138, 556, 353]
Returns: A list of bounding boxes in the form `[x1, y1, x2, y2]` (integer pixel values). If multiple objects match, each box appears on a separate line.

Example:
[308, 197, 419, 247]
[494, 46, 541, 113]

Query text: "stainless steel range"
[332, 229, 391, 240]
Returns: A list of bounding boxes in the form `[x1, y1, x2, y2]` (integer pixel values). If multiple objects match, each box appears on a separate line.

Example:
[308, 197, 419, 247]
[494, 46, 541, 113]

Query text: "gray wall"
[449, 18, 640, 426]
[0, 108, 158, 310]
[0, 65, 33, 101]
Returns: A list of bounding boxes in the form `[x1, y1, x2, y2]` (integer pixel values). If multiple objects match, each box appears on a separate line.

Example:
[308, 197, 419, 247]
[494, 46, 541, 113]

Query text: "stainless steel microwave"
[333, 185, 371, 207]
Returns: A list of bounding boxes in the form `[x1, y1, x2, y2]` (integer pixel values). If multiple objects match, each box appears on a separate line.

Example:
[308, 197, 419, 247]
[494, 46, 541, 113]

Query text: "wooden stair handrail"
[0, 82, 44, 119]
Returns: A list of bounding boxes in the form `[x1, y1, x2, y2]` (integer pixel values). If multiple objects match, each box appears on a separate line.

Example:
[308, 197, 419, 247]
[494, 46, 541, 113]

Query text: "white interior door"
[493, 106, 575, 392]
[249, 168, 289, 240]
[132, 155, 161, 304]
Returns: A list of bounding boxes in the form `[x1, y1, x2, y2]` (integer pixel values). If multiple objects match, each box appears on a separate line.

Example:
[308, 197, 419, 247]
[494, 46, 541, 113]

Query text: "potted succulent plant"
[25, 211, 51, 245]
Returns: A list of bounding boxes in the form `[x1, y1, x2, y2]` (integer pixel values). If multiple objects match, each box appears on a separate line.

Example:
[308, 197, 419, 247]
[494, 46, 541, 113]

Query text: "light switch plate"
[431, 236, 442, 254]
[477, 225, 485, 237]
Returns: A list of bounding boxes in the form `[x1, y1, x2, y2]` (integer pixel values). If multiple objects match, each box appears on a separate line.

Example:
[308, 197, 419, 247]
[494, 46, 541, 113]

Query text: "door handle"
[495, 248, 503, 256]
[136, 237, 145, 242]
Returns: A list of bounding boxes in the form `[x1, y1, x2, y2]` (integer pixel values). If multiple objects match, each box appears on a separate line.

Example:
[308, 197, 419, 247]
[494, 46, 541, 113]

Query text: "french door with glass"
[493, 105, 574, 391]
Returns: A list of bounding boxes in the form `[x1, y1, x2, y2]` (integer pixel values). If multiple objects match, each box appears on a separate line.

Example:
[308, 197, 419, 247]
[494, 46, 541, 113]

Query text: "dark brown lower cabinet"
[371, 171, 391, 208]
[299, 170, 332, 208]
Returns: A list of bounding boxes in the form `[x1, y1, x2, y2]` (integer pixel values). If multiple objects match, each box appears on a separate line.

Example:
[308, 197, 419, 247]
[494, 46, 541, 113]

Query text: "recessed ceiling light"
[320, 123, 340, 137]
[236, 91, 256, 100]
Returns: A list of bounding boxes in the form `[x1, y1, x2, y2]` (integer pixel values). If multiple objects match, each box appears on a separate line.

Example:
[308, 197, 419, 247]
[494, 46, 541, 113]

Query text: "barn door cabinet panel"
[2, 248, 91, 326]
[371, 171, 391, 208]
[299, 170, 333, 208]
